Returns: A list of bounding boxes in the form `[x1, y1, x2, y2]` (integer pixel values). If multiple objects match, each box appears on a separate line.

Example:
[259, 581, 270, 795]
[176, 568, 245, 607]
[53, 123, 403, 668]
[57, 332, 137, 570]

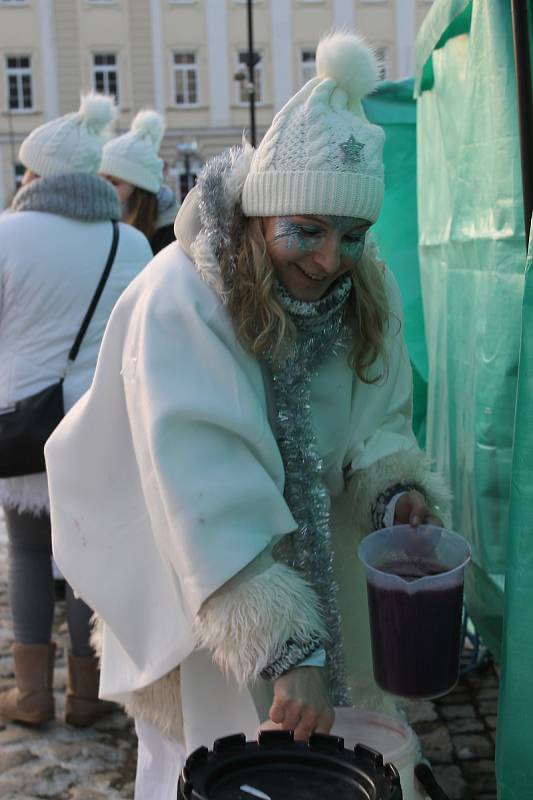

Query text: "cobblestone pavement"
[0, 511, 137, 800]
[0, 509, 498, 799]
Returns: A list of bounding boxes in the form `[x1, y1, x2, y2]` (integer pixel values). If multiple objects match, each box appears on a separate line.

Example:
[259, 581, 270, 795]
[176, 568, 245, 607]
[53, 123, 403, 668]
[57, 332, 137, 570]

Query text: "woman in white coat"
[0, 93, 153, 727]
[46, 34, 450, 798]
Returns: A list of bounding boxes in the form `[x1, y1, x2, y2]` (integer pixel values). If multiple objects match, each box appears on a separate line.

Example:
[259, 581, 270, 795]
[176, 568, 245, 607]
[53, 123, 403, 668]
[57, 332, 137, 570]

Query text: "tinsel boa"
[263, 278, 353, 706]
[191, 145, 354, 704]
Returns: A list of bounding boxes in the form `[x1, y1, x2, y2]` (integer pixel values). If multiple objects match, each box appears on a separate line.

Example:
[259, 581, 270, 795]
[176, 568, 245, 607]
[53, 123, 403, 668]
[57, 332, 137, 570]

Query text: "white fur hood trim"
[175, 142, 254, 298]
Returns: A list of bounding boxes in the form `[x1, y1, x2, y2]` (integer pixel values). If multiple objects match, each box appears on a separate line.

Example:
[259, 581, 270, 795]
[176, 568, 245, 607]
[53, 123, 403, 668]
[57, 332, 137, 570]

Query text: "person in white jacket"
[0, 93, 153, 728]
[99, 110, 179, 255]
[46, 34, 450, 798]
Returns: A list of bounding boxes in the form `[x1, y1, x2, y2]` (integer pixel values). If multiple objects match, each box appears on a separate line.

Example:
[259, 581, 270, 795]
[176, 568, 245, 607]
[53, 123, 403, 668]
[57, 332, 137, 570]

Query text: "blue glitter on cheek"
[340, 236, 366, 262]
[273, 218, 318, 253]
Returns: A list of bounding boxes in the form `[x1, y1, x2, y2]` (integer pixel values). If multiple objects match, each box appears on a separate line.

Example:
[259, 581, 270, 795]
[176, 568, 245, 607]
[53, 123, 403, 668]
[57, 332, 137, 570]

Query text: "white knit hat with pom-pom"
[99, 110, 165, 193]
[242, 31, 385, 222]
[19, 92, 116, 178]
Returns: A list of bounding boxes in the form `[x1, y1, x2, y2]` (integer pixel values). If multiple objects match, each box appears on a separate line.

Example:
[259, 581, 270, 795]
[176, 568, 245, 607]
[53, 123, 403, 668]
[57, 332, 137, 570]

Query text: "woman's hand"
[394, 490, 443, 527]
[268, 667, 335, 741]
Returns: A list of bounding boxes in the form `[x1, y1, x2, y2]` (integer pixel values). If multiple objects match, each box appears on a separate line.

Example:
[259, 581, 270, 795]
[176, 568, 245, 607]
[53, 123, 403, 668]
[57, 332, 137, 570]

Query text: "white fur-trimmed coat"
[46, 152, 450, 741]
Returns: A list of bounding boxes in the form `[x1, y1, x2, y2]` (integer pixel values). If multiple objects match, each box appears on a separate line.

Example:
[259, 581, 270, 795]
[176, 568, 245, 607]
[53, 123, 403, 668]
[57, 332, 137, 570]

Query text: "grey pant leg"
[4, 506, 54, 644]
[4, 506, 95, 656]
[65, 583, 94, 658]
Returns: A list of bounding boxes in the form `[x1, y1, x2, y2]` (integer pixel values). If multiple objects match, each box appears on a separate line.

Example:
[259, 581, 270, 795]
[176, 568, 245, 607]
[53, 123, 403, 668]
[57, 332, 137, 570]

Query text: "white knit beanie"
[99, 110, 165, 193]
[19, 93, 116, 177]
[242, 32, 385, 222]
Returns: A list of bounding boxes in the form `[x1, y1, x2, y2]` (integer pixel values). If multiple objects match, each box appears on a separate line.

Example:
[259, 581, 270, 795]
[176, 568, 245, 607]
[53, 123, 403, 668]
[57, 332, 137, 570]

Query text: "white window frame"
[5, 55, 33, 111]
[172, 51, 199, 107]
[374, 46, 388, 81]
[91, 52, 119, 101]
[300, 48, 316, 87]
[235, 49, 263, 106]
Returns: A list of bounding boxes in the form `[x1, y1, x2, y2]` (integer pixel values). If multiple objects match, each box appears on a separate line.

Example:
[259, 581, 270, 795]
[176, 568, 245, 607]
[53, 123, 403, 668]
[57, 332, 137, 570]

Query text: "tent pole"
[511, 0, 533, 248]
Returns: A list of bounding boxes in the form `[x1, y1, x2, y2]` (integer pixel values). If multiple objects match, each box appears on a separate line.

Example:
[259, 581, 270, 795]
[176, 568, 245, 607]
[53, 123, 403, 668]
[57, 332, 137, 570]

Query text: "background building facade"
[0, 0, 432, 207]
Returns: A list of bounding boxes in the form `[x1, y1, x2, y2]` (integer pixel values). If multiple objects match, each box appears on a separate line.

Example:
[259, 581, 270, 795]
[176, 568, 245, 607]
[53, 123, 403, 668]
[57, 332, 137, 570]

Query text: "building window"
[6, 56, 33, 110]
[173, 52, 199, 105]
[375, 46, 388, 81]
[92, 53, 119, 101]
[236, 50, 262, 104]
[300, 48, 316, 86]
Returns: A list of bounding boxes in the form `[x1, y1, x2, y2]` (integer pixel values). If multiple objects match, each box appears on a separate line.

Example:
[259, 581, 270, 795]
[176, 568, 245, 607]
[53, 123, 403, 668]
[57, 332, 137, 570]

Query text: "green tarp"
[416, 0, 533, 795]
[497, 220, 533, 798]
[415, 0, 526, 659]
[363, 82, 428, 446]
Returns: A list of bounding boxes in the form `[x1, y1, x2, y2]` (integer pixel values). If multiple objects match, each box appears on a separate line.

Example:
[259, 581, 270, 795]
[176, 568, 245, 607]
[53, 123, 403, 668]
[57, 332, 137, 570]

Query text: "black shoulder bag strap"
[67, 220, 120, 363]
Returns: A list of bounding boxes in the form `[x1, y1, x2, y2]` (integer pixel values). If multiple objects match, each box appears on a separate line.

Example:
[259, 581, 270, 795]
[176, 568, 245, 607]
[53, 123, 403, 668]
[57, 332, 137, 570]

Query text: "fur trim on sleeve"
[125, 667, 184, 740]
[347, 448, 452, 533]
[195, 562, 328, 687]
[90, 613, 184, 739]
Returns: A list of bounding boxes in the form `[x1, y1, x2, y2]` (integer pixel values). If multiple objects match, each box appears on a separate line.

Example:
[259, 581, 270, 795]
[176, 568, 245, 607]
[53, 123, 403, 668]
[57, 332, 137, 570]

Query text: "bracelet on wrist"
[371, 482, 421, 529]
[260, 635, 323, 681]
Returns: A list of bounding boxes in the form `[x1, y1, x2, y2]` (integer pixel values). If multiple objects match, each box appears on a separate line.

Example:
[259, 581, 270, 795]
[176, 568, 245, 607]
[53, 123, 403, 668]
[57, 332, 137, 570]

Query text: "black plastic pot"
[177, 730, 403, 799]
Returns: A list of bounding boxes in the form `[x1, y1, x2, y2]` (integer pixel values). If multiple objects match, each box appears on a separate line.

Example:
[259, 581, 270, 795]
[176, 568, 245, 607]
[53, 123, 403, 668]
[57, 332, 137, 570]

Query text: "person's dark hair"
[124, 186, 159, 239]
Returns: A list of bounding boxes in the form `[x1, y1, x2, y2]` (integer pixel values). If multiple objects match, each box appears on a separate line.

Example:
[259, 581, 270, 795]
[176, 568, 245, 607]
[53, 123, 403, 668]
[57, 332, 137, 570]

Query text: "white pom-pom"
[131, 110, 165, 148]
[316, 32, 379, 102]
[78, 92, 116, 131]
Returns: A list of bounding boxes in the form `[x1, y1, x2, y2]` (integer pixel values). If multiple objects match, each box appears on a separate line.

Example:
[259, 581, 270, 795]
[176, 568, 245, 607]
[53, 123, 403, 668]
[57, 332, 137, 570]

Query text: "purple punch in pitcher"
[358, 525, 471, 700]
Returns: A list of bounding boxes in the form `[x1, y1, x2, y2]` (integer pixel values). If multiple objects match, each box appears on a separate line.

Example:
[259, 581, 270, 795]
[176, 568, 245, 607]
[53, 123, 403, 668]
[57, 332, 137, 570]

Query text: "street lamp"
[233, 0, 257, 146]
[176, 138, 198, 200]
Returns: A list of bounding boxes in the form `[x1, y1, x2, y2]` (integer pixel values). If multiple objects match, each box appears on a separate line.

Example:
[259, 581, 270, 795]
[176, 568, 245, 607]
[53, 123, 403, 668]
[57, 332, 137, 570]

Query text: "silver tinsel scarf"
[194, 146, 353, 705]
[263, 278, 353, 707]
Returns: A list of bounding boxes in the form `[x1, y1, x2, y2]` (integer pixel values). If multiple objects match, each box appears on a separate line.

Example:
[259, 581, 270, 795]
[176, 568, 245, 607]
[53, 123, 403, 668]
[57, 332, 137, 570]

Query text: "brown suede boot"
[0, 642, 55, 725]
[65, 653, 116, 727]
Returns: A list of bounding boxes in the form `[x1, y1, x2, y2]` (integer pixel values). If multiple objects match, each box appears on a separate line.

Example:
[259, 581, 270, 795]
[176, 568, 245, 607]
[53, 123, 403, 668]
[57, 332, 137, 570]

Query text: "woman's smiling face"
[262, 214, 371, 302]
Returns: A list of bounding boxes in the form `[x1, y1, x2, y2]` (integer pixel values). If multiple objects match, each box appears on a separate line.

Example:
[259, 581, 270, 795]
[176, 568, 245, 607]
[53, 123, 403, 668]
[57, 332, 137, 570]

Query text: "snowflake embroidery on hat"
[339, 135, 365, 167]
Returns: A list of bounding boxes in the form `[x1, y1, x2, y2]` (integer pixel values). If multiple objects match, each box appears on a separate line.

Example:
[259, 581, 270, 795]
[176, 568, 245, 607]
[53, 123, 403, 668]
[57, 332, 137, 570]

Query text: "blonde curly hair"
[219, 208, 391, 383]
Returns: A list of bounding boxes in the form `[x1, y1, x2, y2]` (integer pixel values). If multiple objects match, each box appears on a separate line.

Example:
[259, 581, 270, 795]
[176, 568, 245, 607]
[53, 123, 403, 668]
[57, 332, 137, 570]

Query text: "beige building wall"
[55, 0, 82, 114]
[0, 0, 433, 207]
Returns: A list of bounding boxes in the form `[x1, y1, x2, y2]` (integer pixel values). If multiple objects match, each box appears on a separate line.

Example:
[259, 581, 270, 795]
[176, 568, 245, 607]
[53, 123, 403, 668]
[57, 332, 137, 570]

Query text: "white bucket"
[331, 708, 427, 800]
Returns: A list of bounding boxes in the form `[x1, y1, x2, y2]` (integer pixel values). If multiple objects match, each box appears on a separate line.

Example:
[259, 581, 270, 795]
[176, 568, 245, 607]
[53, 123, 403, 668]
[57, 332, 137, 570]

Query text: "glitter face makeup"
[263, 214, 371, 302]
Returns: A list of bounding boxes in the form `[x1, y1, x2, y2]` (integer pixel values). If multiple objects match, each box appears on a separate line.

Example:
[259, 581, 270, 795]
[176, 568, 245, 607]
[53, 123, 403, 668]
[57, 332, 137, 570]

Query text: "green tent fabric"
[497, 219, 533, 798]
[363, 82, 428, 446]
[415, 0, 527, 660]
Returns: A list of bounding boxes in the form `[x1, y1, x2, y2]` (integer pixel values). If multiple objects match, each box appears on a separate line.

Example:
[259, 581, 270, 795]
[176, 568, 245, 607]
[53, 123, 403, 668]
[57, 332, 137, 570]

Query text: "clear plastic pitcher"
[357, 525, 471, 700]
